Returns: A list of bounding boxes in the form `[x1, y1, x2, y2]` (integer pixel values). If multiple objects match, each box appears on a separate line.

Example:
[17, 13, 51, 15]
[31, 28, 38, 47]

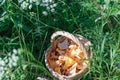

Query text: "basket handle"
[51, 31, 88, 59]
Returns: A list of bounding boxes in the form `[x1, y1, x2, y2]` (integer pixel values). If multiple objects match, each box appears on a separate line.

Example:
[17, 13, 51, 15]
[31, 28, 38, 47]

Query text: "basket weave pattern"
[45, 31, 92, 80]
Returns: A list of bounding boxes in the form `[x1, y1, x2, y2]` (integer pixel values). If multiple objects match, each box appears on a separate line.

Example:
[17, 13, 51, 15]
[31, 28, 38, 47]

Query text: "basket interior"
[46, 36, 89, 76]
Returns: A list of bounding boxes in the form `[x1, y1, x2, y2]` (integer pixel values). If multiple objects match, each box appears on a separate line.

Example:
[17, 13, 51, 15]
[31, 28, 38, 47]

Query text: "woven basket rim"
[45, 31, 92, 80]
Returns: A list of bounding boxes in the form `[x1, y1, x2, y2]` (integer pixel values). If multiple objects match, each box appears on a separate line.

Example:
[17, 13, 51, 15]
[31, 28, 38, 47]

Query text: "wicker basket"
[45, 31, 92, 80]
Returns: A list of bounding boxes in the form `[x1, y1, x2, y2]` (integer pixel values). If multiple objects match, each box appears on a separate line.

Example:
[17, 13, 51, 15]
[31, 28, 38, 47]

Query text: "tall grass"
[0, 0, 120, 80]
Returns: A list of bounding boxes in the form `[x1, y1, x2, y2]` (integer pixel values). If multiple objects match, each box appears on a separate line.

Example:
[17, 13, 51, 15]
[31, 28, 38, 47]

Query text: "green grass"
[0, 0, 120, 80]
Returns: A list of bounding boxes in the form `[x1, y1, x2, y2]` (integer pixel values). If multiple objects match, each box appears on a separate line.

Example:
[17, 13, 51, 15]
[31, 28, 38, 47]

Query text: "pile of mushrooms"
[47, 37, 87, 76]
